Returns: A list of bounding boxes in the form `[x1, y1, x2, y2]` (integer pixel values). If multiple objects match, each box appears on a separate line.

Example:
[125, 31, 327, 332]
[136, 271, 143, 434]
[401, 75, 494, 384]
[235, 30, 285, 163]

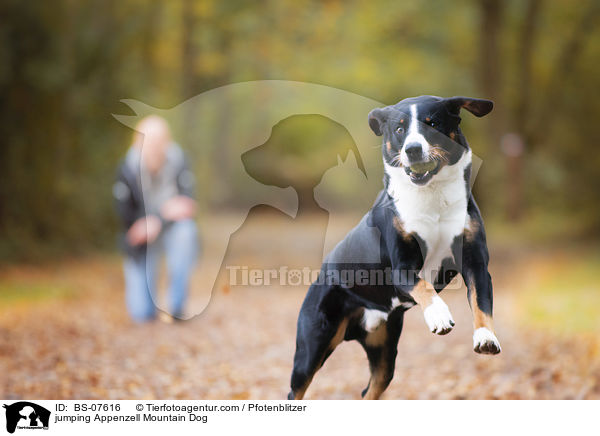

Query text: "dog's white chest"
[385, 154, 470, 282]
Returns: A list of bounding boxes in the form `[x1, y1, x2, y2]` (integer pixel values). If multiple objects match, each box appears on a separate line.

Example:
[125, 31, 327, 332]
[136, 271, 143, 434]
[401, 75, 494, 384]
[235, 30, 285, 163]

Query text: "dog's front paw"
[423, 296, 455, 335]
[473, 327, 501, 354]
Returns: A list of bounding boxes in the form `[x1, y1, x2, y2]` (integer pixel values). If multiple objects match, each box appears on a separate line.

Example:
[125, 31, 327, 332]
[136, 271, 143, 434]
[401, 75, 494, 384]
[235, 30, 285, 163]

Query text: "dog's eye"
[396, 127, 404, 134]
[425, 120, 436, 128]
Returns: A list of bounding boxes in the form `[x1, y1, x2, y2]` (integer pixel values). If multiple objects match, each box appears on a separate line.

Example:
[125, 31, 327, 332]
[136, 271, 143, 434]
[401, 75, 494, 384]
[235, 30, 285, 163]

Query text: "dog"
[288, 95, 501, 400]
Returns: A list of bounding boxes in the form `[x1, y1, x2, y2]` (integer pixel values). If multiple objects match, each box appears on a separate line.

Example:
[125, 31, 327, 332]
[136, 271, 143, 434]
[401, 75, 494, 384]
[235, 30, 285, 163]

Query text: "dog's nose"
[404, 142, 423, 160]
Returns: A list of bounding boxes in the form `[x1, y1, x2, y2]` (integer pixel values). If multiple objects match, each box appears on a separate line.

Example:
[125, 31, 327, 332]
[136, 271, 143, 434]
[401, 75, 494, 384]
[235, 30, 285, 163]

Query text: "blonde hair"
[131, 115, 171, 148]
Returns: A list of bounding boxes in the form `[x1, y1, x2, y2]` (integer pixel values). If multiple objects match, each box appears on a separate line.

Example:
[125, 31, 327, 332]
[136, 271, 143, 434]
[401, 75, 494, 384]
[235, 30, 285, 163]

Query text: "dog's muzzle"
[404, 158, 440, 185]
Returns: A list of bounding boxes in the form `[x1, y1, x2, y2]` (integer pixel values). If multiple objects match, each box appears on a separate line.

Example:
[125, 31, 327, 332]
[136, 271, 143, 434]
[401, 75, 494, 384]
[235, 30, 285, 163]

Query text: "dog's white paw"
[423, 296, 455, 335]
[473, 327, 501, 354]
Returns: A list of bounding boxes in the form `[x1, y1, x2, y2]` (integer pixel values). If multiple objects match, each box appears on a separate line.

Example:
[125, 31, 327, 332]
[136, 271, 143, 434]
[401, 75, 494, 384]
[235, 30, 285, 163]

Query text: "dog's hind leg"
[288, 315, 348, 400]
[360, 309, 404, 400]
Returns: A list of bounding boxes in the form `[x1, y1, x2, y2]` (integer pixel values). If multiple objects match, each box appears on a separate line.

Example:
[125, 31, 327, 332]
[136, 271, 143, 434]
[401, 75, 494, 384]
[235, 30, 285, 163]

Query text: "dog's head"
[368, 95, 493, 186]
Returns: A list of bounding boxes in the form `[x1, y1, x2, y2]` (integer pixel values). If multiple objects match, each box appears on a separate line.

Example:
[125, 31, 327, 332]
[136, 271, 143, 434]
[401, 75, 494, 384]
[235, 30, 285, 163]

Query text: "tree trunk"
[478, 0, 504, 141]
[476, 0, 505, 214]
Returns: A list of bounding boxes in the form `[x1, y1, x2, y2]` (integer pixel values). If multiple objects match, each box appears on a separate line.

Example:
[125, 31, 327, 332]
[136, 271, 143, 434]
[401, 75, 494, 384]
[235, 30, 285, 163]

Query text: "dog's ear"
[446, 96, 494, 118]
[368, 107, 388, 136]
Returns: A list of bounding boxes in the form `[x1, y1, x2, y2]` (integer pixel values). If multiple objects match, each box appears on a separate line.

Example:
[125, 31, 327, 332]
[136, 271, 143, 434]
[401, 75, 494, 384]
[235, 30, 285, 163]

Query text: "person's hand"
[160, 196, 196, 221]
[127, 215, 162, 246]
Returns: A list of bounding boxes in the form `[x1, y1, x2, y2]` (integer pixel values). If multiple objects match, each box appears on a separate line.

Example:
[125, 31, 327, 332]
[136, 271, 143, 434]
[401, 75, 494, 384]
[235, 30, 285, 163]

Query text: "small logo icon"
[3, 402, 50, 434]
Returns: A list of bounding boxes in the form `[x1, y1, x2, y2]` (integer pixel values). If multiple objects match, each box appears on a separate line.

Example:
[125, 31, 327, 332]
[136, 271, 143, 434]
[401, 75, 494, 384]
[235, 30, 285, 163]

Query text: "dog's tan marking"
[363, 360, 390, 400]
[329, 318, 349, 351]
[292, 318, 349, 400]
[386, 141, 392, 153]
[292, 385, 308, 400]
[392, 216, 413, 242]
[365, 316, 387, 347]
[449, 131, 456, 140]
[464, 218, 480, 243]
[467, 277, 494, 332]
[409, 279, 437, 308]
[429, 145, 450, 164]
[425, 117, 431, 122]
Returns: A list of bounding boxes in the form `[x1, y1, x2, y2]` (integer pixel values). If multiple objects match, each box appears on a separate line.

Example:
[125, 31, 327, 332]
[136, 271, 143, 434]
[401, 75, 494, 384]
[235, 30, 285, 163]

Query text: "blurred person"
[113, 115, 198, 322]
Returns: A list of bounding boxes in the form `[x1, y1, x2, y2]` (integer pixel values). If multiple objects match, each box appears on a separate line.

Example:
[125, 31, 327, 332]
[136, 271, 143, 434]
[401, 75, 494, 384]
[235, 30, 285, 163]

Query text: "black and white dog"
[288, 95, 501, 400]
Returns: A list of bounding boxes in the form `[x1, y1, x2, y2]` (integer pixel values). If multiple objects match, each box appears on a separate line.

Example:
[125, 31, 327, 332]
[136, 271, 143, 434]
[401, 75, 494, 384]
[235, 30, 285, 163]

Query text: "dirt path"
[1, 257, 599, 399]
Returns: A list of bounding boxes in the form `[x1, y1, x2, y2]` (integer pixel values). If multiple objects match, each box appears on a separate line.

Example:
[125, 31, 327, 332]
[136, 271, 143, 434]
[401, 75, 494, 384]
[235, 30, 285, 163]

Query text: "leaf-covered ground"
[1, 215, 599, 399]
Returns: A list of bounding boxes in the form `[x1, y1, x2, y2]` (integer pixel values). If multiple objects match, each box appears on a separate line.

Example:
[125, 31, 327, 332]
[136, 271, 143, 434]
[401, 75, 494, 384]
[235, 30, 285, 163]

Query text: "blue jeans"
[123, 219, 199, 322]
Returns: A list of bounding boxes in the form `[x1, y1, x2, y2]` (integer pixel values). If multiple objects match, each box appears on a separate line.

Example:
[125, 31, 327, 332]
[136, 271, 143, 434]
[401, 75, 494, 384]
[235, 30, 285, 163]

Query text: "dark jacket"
[113, 143, 195, 257]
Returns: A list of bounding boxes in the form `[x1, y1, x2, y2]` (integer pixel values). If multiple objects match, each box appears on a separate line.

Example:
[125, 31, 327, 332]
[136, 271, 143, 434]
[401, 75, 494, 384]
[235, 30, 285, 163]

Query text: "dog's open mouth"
[405, 159, 440, 185]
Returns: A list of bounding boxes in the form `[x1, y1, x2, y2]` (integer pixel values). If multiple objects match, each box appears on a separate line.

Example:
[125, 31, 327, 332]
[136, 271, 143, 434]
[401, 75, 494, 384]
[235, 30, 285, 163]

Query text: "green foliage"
[0, 282, 74, 304]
